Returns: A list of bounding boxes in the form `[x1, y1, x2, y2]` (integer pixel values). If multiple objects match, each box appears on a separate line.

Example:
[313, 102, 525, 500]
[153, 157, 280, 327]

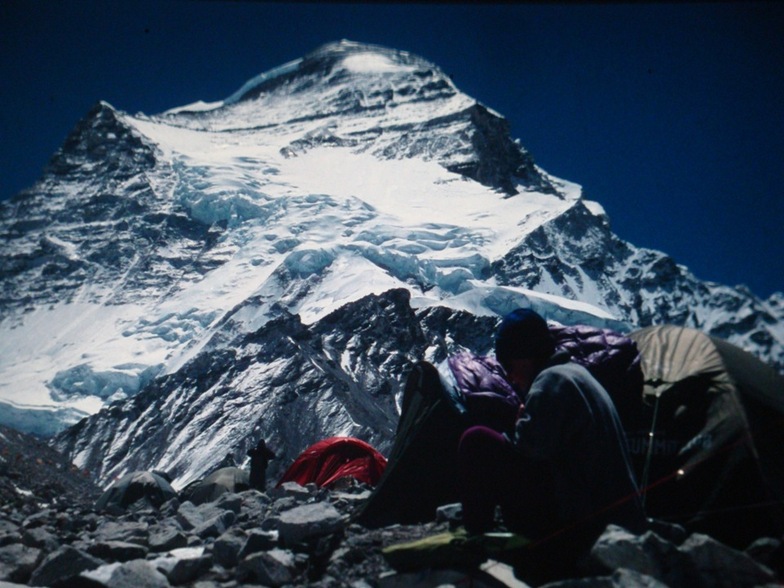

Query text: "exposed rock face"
[492, 200, 784, 368]
[0, 424, 100, 509]
[51, 290, 498, 487]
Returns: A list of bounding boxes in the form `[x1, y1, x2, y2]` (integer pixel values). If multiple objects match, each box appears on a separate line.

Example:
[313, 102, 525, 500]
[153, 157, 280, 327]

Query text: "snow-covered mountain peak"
[223, 39, 447, 106]
[209, 40, 449, 109]
[1, 42, 782, 486]
[167, 39, 459, 123]
[159, 40, 553, 196]
[0, 41, 578, 438]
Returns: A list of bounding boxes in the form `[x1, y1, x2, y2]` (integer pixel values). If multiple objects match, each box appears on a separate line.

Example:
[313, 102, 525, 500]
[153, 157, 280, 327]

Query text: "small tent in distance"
[95, 471, 177, 512]
[180, 467, 250, 506]
[277, 436, 387, 489]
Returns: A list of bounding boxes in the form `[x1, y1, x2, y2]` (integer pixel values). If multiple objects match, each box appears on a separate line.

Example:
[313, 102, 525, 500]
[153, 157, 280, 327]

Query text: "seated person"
[458, 308, 645, 581]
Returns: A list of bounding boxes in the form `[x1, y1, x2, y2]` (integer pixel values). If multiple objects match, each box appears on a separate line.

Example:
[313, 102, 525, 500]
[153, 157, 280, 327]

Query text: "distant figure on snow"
[248, 439, 276, 490]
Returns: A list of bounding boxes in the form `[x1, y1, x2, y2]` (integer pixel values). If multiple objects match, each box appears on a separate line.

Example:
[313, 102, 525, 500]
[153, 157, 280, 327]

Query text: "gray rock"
[240, 488, 272, 502]
[100, 503, 126, 516]
[53, 512, 77, 534]
[87, 540, 149, 562]
[238, 550, 294, 587]
[159, 498, 181, 519]
[22, 510, 53, 529]
[238, 529, 278, 560]
[610, 568, 671, 588]
[214, 493, 243, 515]
[540, 567, 670, 587]
[194, 510, 236, 539]
[63, 511, 99, 535]
[0, 534, 21, 548]
[331, 490, 372, 516]
[173, 500, 231, 532]
[379, 567, 520, 588]
[435, 503, 463, 525]
[278, 502, 344, 545]
[174, 502, 205, 531]
[609, 569, 671, 587]
[80, 559, 171, 588]
[237, 489, 272, 521]
[213, 528, 247, 568]
[197, 501, 230, 519]
[645, 519, 687, 545]
[149, 526, 188, 552]
[29, 544, 104, 586]
[21, 527, 59, 551]
[269, 482, 315, 500]
[587, 525, 694, 586]
[150, 547, 212, 585]
[587, 526, 782, 588]
[479, 559, 529, 587]
[94, 520, 150, 545]
[745, 536, 783, 575]
[271, 496, 299, 513]
[0, 543, 41, 584]
[259, 515, 281, 532]
[680, 533, 777, 588]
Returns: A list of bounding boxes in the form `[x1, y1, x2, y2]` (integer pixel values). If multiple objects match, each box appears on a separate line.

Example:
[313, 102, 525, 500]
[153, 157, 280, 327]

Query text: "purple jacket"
[443, 352, 521, 433]
[443, 324, 643, 432]
[549, 324, 644, 418]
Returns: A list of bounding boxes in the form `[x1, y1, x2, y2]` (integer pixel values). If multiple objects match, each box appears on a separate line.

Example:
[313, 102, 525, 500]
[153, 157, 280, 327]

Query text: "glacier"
[0, 40, 782, 487]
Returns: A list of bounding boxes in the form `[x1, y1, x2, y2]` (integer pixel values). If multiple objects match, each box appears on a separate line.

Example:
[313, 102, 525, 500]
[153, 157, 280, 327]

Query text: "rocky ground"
[1, 424, 782, 587]
[0, 425, 99, 510]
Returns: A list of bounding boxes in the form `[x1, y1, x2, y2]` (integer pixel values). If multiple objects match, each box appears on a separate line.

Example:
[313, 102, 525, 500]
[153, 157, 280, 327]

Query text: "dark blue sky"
[2, 1, 783, 298]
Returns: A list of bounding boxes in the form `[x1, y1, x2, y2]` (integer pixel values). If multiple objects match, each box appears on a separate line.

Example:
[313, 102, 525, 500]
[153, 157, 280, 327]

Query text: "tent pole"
[640, 392, 662, 511]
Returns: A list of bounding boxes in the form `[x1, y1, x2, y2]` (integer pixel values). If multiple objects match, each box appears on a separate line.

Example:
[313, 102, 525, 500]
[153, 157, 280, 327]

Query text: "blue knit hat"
[495, 308, 555, 368]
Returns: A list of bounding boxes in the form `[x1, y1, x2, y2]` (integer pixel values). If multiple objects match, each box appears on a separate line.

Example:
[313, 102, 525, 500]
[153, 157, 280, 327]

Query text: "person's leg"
[459, 426, 587, 584]
[457, 425, 518, 534]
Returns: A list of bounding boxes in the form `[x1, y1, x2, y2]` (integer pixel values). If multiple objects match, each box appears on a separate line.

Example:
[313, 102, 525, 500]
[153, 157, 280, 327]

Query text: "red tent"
[277, 437, 387, 488]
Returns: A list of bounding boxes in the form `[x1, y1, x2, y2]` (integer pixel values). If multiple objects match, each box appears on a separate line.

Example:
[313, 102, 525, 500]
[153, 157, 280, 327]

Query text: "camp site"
[39, 320, 776, 587]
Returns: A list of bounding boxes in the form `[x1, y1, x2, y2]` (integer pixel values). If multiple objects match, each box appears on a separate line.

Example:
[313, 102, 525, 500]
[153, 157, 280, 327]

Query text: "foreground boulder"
[584, 525, 778, 588]
[28, 545, 103, 586]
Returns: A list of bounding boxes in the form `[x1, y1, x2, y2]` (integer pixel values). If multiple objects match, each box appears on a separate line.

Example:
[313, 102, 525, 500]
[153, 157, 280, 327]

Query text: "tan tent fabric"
[632, 324, 731, 399]
[710, 335, 784, 414]
[631, 325, 750, 471]
[628, 325, 784, 546]
[186, 467, 250, 505]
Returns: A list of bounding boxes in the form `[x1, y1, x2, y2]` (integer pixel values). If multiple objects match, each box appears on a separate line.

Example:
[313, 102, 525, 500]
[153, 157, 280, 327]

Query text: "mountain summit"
[0, 41, 781, 485]
[168, 39, 554, 195]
